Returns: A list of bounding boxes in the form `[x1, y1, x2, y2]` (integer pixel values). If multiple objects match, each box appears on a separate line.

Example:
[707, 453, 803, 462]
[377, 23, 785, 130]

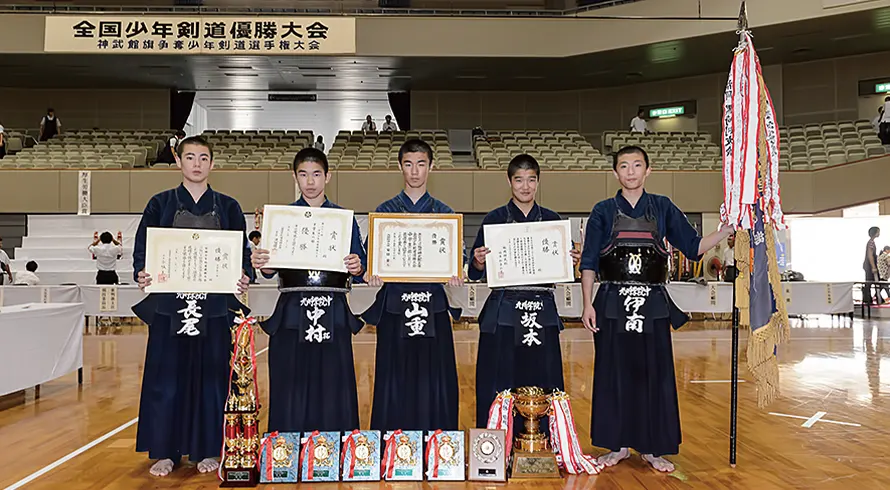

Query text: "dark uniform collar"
[295, 195, 331, 208]
[507, 199, 541, 222]
[615, 189, 649, 214]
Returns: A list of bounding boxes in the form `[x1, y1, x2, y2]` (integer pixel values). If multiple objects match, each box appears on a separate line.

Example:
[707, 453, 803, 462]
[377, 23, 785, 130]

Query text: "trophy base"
[510, 450, 561, 479]
[220, 467, 259, 487]
[515, 434, 550, 453]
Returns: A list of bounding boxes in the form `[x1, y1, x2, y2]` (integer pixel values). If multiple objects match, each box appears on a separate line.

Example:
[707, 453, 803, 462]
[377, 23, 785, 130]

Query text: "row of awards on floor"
[225, 428, 511, 484]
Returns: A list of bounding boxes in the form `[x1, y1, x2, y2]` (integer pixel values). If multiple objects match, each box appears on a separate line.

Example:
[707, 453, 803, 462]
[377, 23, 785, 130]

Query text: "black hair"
[507, 154, 541, 178]
[47, 108, 55, 114]
[316, 135, 323, 141]
[177, 135, 214, 160]
[869, 226, 880, 238]
[293, 147, 329, 174]
[637, 109, 644, 116]
[26, 261, 38, 272]
[613, 145, 650, 171]
[175, 130, 186, 138]
[248, 231, 261, 241]
[398, 139, 434, 165]
[100, 231, 113, 244]
[385, 114, 392, 119]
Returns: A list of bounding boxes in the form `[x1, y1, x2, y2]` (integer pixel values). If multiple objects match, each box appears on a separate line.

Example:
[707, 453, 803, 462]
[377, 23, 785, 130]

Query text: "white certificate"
[260, 204, 354, 272]
[368, 213, 463, 282]
[484, 220, 574, 288]
[144, 227, 244, 294]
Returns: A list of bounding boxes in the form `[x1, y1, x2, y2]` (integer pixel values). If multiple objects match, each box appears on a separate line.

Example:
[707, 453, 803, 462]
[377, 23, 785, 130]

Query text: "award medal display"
[258, 432, 300, 483]
[425, 430, 465, 481]
[300, 431, 340, 482]
[381, 430, 423, 481]
[341, 430, 381, 481]
[468, 428, 507, 482]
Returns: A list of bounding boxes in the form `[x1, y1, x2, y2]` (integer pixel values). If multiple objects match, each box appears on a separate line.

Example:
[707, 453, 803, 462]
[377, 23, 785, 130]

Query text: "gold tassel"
[738, 75, 791, 408]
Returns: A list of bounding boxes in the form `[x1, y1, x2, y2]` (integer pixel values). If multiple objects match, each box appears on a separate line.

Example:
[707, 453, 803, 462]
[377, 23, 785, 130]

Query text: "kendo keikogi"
[260, 197, 366, 434]
[132, 184, 251, 466]
[471, 200, 566, 429]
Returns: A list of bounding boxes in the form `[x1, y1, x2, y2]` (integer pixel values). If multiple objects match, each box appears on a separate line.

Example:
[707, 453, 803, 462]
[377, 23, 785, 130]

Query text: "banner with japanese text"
[44, 15, 355, 54]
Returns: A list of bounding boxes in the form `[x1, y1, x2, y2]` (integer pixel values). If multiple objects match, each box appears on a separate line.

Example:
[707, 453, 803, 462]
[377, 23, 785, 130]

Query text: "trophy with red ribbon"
[220, 312, 260, 487]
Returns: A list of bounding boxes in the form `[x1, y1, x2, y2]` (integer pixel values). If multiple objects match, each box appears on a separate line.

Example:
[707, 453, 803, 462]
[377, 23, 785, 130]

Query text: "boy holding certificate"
[251, 147, 366, 434]
[468, 154, 579, 428]
[131, 135, 251, 477]
[363, 139, 463, 432]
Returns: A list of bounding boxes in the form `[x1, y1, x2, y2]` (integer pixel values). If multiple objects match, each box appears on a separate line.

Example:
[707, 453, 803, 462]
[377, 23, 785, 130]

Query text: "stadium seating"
[328, 130, 454, 169]
[474, 130, 608, 170]
[0, 129, 168, 169]
[779, 119, 885, 170]
[602, 130, 721, 170]
[200, 130, 313, 170]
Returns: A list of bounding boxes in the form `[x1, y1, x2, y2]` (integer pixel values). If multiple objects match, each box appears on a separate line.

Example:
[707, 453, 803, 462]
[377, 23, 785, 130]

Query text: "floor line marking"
[690, 380, 747, 384]
[802, 411, 827, 428]
[4, 347, 270, 489]
[769, 412, 861, 428]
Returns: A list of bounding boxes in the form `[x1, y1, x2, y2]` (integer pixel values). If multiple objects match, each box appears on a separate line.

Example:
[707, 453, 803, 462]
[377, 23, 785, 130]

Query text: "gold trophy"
[511, 386, 560, 479]
[221, 311, 260, 487]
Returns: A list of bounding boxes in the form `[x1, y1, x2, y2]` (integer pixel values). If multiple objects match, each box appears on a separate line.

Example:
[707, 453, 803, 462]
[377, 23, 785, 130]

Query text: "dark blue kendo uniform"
[132, 184, 251, 463]
[470, 200, 566, 429]
[261, 196, 366, 434]
[581, 190, 702, 457]
[362, 191, 461, 432]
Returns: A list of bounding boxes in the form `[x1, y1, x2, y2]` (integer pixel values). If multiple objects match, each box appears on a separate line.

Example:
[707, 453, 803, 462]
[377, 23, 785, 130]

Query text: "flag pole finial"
[738, 1, 749, 33]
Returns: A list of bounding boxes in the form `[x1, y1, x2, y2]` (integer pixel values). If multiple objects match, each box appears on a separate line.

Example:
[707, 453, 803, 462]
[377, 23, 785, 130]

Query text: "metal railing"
[0, 0, 647, 17]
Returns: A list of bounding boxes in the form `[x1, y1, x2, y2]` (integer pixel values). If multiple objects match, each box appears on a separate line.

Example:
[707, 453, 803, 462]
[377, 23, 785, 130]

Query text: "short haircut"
[248, 231, 261, 241]
[507, 154, 540, 178]
[293, 147, 329, 174]
[175, 130, 186, 138]
[177, 135, 214, 160]
[26, 261, 38, 272]
[613, 145, 650, 170]
[398, 139, 434, 165]
[100, 231, 113, 243]
[47, 107, 54, 113]
[883, 246, 890, 252]
[869, 226, 880, 238]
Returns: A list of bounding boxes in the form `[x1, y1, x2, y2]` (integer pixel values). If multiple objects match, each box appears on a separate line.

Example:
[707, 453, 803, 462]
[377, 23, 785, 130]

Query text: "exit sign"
[649, 106, 685, 118]
[876, 83, 890, 93]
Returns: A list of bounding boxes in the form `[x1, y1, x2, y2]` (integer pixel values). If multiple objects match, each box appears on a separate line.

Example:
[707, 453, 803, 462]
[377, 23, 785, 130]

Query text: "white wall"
[646, 115, 698, 133]
[197, 91, 394, 150]
[185, 100, 208, 136]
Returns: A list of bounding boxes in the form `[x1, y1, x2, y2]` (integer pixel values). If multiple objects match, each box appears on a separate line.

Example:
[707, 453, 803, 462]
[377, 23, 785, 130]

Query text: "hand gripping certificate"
[483, 220, 574, 288]
[261, 204, 354, 272]
[144, 228, 244, 294]
[368, 213, 463, 282]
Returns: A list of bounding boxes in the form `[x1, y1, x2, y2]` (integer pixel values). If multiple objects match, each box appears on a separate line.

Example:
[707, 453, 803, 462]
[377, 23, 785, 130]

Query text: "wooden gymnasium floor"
[1, 317, 889, 490]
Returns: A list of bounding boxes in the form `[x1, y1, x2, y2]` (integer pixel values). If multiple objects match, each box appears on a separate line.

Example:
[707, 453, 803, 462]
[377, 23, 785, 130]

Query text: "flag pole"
[729, 0, 747, 469]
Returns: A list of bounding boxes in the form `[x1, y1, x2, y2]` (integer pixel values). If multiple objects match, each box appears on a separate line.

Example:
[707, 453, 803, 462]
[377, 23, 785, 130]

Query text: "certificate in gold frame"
[367, 213, 463, 283]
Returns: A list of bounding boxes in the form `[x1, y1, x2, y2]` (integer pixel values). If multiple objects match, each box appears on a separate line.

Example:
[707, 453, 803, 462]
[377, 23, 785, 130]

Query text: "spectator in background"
[157, 130, 186, 164]
[90, 231, 123, 285]
[880, 96, 890, 145]
[362, 115, 377, 133]
[314, 135, 325, 152]
[722, 232, 736, 282]
[880, 246, 890, 282]
[864, 226, 880, 305]
[630, 110, 648, 134]
[14, 261, 40, 286]
[39, 108, 61, 141]
[382, 115, 398, 132]
[248, 231, 261, 252]
[872, 106, 884, 134]
[0, 236, 11, 285]
[0, 122, 6, 159]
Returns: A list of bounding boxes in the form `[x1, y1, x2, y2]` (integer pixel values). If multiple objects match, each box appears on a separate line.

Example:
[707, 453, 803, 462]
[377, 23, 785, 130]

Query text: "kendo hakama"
[263, 269, 363, 433]
[363, 191, 461, 432]
[470, 201, 565, 428]
[582, 191, 702, 457]
[131, 185, 251, 463]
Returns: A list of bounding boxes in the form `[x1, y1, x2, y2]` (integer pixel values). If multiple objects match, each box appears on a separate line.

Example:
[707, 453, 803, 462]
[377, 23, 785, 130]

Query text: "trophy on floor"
[221, 312, 260, 487]
[511, 386, 560, 479]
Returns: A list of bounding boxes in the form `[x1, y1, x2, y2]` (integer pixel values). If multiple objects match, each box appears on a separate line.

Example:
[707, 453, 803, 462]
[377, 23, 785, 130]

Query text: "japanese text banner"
[44, 15, 356, 55]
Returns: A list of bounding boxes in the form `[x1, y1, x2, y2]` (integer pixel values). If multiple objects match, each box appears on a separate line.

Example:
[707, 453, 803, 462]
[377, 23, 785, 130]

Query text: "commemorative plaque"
[468, 428, 506, 482]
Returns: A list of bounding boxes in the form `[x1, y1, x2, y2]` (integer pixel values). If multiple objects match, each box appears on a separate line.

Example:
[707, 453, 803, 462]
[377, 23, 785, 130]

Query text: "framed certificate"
[260, 204, 354, 272]
[483, 220, 574, 288]
[144, 227, 244, 294]
[367, 213, 463, 283]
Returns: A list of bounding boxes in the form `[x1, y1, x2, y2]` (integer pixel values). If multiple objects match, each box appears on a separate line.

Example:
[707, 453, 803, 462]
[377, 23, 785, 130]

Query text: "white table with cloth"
[0, 302, 84, 396]
[0, 282, 854, 319]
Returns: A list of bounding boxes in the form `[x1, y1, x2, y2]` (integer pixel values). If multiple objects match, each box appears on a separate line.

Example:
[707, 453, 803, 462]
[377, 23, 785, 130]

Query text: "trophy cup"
[511, 386, 560, 479]
[221, 313, 260, 487]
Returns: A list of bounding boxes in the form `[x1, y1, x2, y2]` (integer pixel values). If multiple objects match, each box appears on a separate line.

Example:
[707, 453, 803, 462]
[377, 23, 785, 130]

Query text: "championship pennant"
[341, 430, 381, 481]
[425, 430, 465, 481]
[300, 431, 340, 482]
[258, 432, 300, 483]
[381, 430, 423, 481]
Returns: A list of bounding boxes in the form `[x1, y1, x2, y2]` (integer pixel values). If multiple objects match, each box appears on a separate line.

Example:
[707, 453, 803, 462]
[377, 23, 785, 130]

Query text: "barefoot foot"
[149, 459, 175, 477]
[642, 454, 675, 472]
[596, 447, 631, 467]
[197, 457, 220, 474]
